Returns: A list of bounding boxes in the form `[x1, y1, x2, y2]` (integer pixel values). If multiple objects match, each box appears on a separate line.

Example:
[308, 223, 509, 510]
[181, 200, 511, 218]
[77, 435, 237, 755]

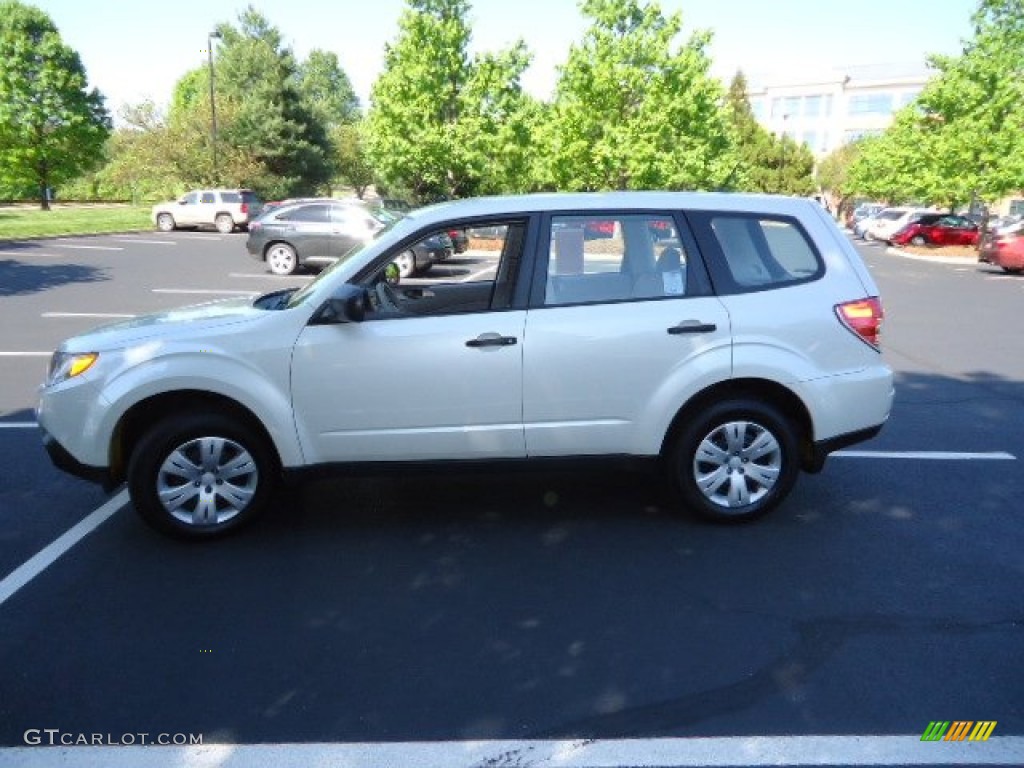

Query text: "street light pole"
[207, 30, 222, 184]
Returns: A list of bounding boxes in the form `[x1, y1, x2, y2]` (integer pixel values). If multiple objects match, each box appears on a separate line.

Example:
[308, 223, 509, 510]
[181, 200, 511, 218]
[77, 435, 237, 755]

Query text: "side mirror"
[326, 284, 367, 323]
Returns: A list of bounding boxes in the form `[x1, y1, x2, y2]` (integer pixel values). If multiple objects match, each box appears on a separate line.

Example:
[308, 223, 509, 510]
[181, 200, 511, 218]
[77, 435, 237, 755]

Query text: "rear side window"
[277, 204, 329, 223]
[200, 192, 216, 204]
[690, 213, 822, 292]
[220, 192, 241, 203]
[543, 213, 694, 306]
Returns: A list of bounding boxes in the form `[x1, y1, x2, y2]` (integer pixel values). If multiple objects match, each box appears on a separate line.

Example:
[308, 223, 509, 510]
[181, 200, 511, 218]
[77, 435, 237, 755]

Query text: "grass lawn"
[0, 204, 151, 240]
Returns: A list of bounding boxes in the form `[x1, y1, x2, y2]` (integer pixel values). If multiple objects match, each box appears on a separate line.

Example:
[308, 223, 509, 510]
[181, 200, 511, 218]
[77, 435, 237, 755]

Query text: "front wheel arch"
[112, 391, 281, 488]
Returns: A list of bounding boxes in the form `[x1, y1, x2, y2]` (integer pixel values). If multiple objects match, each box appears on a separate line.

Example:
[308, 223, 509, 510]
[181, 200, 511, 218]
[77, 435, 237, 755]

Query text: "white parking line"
[109, 237, 176, 245]
[0, 735, 1022, 767]
[0, 489, 129, 609]
[228, 272, 314, 280]
[461, 265, 498, 282]
[834, 450, 1015, 460]
[151, 289, 259, 295]
[41, 312, 136, 319]
[52, 241, 124, 251]
[0, 250, 60, 257]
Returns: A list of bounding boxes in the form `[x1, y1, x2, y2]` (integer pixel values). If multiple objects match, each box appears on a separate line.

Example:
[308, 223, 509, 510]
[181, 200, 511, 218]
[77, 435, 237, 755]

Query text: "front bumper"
[41, 427, 113, 488]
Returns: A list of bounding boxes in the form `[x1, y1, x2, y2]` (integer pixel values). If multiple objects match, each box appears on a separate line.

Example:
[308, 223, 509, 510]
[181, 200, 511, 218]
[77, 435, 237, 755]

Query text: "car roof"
[404, 191, 821, 227]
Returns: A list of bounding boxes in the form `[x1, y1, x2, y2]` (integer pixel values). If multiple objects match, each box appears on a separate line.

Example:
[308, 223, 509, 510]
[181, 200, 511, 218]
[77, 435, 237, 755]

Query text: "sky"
[31, 0, 980, 118]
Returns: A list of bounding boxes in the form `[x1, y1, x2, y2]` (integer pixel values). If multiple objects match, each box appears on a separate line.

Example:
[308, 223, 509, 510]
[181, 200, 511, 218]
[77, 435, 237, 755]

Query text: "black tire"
[669, 399, 799, 523]
[1002, 266, 1023, 275]
[156, 213, 176, 232]
[910, 235, 927, 246]
[128, 410, 278, 539]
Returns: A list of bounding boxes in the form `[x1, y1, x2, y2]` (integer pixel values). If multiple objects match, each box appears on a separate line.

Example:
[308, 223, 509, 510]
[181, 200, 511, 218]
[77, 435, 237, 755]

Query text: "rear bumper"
[806, 423, 884, 472]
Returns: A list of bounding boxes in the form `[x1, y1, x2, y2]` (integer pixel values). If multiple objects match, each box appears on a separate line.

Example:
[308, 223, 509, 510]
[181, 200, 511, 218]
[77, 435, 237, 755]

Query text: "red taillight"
[836, 297, 884, 348]
[240, 202, 249, 214]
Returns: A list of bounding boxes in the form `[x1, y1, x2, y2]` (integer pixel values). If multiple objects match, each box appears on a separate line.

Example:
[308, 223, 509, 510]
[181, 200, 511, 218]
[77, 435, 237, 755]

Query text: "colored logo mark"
[921, 721, 997, 742]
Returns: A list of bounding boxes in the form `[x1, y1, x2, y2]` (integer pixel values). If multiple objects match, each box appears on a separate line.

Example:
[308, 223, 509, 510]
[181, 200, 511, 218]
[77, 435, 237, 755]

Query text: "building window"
[804, 95, 823, 117]
[783, 96, 801, 117]
[848, 93, 895, 116]
[1009, 199, 1024, 216]
[750, 98, 765, 120]
[899, 89, 921, 107]
[823, 94, 833, 117]
[770, 97, 785, 118]
[802, 131, 817, 150]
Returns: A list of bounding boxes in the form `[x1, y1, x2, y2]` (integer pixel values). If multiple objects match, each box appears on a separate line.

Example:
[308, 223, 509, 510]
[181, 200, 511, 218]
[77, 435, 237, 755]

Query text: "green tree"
[365, 0, 535, 202]
[205, 6, 333, 198]
[0, 0, 111, 208]
[723, 71, 815, 196]
[847, 0, 1024, 209]
[298, 49, 360, 128]
[816, 139, 863, 216]
[543, 0, 739, 191]
[331, 121, 374, 198]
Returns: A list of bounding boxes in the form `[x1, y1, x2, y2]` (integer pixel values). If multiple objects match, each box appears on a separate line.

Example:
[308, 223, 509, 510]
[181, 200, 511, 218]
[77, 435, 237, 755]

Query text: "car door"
[290, 219, 530, 463]
[522, 212, 732, 457]
[279, 204, 332, 261]
[329, 204, 380, 260]
[175, 192, 200, 226]
[196, 191, 218, 227]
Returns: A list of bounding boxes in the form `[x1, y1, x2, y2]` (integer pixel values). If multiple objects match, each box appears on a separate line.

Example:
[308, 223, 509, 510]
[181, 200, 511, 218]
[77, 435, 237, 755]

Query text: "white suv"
[151, 189, 262, 234]
[39, 192, 893, 538]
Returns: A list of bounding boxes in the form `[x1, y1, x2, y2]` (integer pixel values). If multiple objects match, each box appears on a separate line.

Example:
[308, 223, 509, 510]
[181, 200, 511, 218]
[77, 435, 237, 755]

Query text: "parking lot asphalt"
[1, 231, 1022, 765]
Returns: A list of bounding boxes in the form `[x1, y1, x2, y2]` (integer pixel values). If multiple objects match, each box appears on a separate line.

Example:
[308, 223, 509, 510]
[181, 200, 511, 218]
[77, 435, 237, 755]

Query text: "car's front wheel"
[156, 213, 176, 232]
[266, 243, 298, 275]
[910, 235, 927, 246]
[669, 399, 799, 523]
[128, 411, 278, 539]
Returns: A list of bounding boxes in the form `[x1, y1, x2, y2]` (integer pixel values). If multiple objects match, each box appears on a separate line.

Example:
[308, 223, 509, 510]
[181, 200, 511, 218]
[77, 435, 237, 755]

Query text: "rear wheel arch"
[660, 379, 816, 471]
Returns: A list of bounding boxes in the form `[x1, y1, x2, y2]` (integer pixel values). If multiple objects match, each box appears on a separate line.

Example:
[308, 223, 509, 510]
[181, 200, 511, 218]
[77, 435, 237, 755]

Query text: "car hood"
[61, 297, 266, 353]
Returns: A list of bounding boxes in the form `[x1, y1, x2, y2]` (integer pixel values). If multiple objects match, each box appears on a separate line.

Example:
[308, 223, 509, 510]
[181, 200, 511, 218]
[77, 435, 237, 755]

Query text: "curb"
[884, 246, 979, 266]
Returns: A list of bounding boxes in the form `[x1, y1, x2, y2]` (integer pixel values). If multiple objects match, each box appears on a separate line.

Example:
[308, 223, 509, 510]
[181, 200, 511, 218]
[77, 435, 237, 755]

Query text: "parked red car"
[891, 215, 979, 247]
[979, 230, 1024, 274]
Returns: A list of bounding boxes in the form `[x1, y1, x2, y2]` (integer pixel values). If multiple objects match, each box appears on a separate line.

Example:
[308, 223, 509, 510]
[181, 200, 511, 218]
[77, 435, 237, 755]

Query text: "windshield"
[285, 215, 404, 309]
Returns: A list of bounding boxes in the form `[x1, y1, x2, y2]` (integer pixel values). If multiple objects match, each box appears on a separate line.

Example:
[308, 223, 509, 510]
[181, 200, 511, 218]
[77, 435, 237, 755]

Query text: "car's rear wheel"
[128, 411, 278, 539]
[910, 235, 927, 246]
[156, 213, 176, 232]
[394, 250, 417, 278]
[215, 214, 235, 234]
[669, 399, 799, 523]
[1003, 266, 1023, 275]
[266, 243, 298, 275]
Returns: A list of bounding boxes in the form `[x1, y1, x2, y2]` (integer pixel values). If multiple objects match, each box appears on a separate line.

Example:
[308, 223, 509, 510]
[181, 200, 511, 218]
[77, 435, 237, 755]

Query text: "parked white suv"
[151, 189, 262, 234]
[864, 207, 931, 243]
[39, 192, 893, 538]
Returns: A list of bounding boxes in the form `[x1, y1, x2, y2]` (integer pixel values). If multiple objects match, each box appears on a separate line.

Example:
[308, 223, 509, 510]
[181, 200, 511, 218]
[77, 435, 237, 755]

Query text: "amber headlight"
[46, 351, 99, 386]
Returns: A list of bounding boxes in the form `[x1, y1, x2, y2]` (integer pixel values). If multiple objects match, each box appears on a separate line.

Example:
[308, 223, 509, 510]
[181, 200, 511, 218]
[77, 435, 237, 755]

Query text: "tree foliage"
[331, 121, 375, 198]
[847, 0, 1024, 208]
[298, 49, 361, 129]
[816, 139, 863, 214]
[0, 0, 111, 207]
[723, 71, 815, 196]
[542, 0, 739, 192]
[365, 0, 536, 202]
